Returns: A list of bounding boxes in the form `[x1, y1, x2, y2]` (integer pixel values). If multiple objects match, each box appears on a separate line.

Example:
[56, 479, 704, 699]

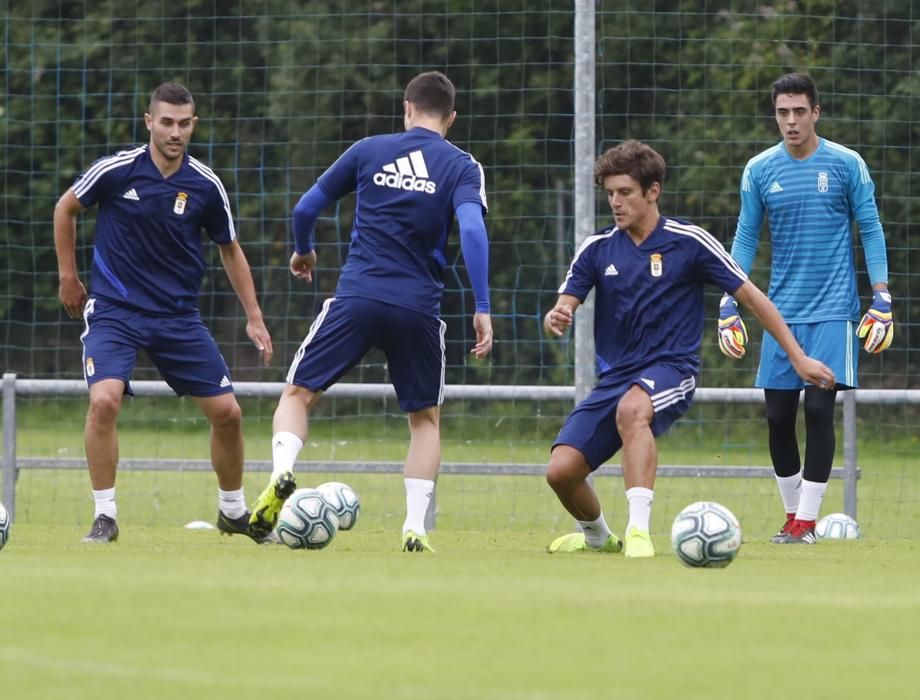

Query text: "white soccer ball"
[316, 481, 360, 530]
[276, 488, 339, 550]
[671, 501, 742, 568]
[0, 502, 10, 551]
[816, 512, 860, 540]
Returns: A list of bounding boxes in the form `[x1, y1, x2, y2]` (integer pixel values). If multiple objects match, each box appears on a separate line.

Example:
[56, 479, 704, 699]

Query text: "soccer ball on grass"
[0, 502, 10, 551]
[816, 512, 860, 540]
[316, 481, 360, 530]
[276, 488, 339, 550]
[671, 501, 742, 568]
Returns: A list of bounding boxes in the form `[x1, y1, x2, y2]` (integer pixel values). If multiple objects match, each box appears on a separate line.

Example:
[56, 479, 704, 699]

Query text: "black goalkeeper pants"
[763, 387, 838, 484]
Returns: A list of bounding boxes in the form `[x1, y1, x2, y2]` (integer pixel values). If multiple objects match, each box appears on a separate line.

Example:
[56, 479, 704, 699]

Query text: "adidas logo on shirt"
[604, 263, 619, 276]
[219, 375, 231, 388]
[768, 181, 784, 193]
[373, 150, 437, 194]
[122, 188, 140, 200]
[640, 377, 656, 390]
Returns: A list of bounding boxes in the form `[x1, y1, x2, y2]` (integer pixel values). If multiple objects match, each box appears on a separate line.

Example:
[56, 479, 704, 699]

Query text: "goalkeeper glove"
[856, 290, 894, 353]
[717, 294, 748, 360]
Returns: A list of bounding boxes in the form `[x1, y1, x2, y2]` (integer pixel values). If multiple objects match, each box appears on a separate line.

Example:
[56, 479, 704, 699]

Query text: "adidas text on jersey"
[373, 150, 437, 194]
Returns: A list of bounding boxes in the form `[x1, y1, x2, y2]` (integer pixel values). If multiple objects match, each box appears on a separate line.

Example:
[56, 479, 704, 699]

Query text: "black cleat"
[217, 510, 267, 543]
[82, 514, 119, 543]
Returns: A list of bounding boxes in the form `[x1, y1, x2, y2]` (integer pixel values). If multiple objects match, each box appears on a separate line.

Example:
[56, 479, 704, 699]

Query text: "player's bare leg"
[617, 386, 657, 557]
[195, 393, 245, 490]
[247, 385, 318, 538]
[402, 406, 439, 552]
[195, 393, 257, 539]
[85, 379, 124, 491]
[82, 378, 124, 542]
[545, 446, 621, 553]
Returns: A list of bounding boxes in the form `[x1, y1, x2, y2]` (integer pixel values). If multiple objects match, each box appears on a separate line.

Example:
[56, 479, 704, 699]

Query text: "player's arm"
[218, 240, 273, 366]
[733, 280, 835, 389]
[544, 294, 582, 338]
[456, 201, 492, 358]
[53, 188, 88, 320]
[849, 158, 894, 353]
[290, 183, 335, 283]
[718, 162, 765, 358]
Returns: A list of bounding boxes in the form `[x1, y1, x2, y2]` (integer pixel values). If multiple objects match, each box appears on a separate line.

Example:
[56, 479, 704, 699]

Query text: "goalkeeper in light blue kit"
[249, 71, 493, 552]
[718, 73, 892, 544]
[544, 140, 833, 558]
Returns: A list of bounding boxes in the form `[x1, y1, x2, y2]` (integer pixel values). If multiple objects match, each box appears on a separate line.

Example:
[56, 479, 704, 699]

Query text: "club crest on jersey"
[85, 357, 95, 377]
[173, 192, 188, 214]
[817, 172, 829, 193]
[650, 253, 663, 277]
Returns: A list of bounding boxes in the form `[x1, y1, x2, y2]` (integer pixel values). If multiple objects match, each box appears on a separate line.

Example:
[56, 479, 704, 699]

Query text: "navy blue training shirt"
[71, 145, 236, 315]
[314, 126, 488, 316]
[560, 216, 748, 378]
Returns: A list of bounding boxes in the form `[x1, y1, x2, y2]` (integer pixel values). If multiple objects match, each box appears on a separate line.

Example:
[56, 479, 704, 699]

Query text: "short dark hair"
[593, 140, 666, 193]
[404, 71, 455, 120]
[149, 82, 195, 113]
[771, 73, 819, 108]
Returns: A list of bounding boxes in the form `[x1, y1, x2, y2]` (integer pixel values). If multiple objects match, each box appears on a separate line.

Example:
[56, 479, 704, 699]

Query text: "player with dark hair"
[249, 71, 492, 552]
[718, 72, 892, 544]
[54, 82, 273, 543]
[545, 140, 834, 558]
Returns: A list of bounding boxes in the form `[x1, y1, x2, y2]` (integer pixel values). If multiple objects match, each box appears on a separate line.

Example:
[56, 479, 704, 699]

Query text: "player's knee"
[86, 392, 121, 426]
[408, 407, 439, 431]
[765, 401, 796, 431]
[209, 399, 243, 432]
[615, 397, 650, 436]
[804, 393, 835, 428]
[546, 449, 582, 493]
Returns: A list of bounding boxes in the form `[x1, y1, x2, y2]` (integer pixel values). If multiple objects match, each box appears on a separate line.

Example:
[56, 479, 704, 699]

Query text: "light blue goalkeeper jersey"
[731, 138, 888, 323]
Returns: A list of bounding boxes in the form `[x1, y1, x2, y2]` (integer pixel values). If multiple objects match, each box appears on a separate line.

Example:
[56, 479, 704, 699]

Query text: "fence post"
[842, 390, 858, 520]
[2, 372, 17, 519]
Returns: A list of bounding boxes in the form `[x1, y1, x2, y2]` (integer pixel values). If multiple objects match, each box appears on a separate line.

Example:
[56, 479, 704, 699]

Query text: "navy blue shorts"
[81, 297, 233, 397]
[286, 296, 446, 413]
[553, 362, 697, 471]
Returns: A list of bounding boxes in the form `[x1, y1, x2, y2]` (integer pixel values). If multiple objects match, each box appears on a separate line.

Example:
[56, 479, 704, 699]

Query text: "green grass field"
[3, 401, 919, 697]
[1, 525, 918, 700]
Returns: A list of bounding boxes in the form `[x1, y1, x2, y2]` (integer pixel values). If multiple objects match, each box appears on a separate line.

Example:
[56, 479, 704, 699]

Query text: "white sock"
[578, 513, 613, 548]
[625, 487, 654, 532]
[93, 487, 117, 520]
[218, 487, 247, 519]
[271, 431, 304, 481]
[796, 479, 828, 522]
[403, 478, 435, 536]
[775, 472, 802, 514]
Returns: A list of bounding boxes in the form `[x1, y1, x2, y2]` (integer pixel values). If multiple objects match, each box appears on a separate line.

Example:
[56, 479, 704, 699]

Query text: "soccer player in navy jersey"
[53, 83, 273, 543]
[248, 71, 492, 552]
[544, 140, 834, 558]
[717, 73, 892, 544]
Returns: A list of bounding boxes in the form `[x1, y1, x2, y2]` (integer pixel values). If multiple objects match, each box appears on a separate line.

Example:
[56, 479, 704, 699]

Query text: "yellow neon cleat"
[402, 530, 435, 553]
[624, 526, 655, 558]
[248, 471, 297, 539]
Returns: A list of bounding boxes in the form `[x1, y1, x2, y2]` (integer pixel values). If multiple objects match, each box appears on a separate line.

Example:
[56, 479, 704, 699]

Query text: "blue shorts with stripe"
[80, 297, 233, 397]
[553, 362, 697, 471]
[286, 296, 446, 413]
[756, 320, 858, 389]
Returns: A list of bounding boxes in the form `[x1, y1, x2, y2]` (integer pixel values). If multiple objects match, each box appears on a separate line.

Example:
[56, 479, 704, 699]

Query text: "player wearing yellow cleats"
[624, 526, 655, 558]
[248, 471, 297, 539]
[546, 532, 623, 553]
[402, 530, 435, 553]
